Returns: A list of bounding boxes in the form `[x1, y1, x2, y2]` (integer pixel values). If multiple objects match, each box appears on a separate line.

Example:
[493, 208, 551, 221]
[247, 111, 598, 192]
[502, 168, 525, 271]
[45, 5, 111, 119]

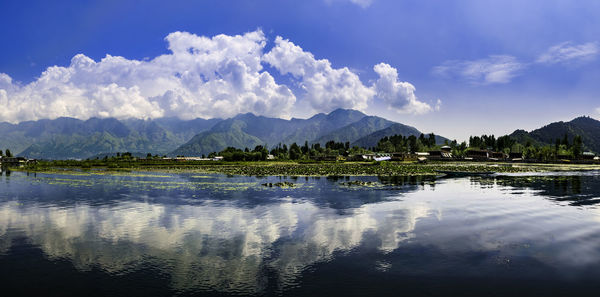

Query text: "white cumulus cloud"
[373, 63, 433, 114]
[264, 36, 375, 113]
[433, 55, 524, 84]
[0, 30, 437, 123]
[0, 30, 296, 123]
[537, 42, 599, 64]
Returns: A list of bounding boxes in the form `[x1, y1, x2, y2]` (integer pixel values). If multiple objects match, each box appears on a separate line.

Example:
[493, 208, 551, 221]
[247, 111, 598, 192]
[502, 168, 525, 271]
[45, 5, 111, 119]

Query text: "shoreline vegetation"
[13, 159, 600, 177]
[2, 130, 598, 177]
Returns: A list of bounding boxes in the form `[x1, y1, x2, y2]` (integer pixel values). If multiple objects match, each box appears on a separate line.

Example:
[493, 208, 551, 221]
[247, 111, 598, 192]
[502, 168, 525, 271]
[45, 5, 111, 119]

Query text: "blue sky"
[1, 0, 599, 141]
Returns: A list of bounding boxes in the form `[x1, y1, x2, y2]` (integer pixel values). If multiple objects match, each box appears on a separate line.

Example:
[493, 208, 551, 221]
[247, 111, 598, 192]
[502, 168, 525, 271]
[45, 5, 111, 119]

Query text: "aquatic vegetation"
[261, 181, 295, 188]
[340, 180, 378, 187]
[18, 160, 600, 177]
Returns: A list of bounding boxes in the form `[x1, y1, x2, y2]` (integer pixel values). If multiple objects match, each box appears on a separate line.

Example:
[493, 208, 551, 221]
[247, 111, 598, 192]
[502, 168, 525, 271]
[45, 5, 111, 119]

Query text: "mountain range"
[1, 109, 443, 159]
[0, 117, 220, 159]
[2, 111, 598, 159]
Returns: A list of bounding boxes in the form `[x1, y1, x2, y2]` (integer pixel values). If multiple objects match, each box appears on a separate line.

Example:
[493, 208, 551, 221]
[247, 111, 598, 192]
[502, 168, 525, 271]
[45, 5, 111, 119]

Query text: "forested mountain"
[313, 116, 396, 145]
[509, 116, 600, 153]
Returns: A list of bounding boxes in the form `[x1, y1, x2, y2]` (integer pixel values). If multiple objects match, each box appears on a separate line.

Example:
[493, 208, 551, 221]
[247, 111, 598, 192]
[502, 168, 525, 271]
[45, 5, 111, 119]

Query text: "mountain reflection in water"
[2, 171, 600, 296]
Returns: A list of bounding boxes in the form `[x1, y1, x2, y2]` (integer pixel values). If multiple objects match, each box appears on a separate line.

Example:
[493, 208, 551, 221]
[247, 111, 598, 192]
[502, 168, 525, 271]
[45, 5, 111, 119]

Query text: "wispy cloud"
[325, 0, 374, 8]
[433, 55, 525, 84]
[537, 42, 599, 64]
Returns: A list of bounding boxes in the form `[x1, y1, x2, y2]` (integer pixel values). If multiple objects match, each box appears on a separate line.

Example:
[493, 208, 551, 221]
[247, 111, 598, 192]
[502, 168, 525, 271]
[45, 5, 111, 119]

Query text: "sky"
[1, 0, 599, 141]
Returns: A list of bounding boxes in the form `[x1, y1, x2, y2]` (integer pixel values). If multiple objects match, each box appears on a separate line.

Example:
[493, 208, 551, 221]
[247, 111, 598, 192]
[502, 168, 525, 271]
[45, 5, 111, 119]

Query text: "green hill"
[170, 120, 264, 156]
[508, 116, 600, 153]
[351, 123, 447, 148]
[314, 116, 396, 145]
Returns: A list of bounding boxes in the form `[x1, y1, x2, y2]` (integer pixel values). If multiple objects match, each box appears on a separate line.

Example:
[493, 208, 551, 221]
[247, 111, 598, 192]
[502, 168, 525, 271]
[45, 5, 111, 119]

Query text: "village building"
[361, 153, 392, 161]
[391, 152, 405, 161]
[361, 154, 376, 161]
[582, 152, 596, 160]
[489, 152, 507, 160]
[465, 150, 489, 161]
[0, 157, 35, 167]
[428, 146, 453, 161]
[412, 152, 430, 163]
[509, 152, 523, 161]
[315, 155, 337, 161]
[374, 153, 391, 161]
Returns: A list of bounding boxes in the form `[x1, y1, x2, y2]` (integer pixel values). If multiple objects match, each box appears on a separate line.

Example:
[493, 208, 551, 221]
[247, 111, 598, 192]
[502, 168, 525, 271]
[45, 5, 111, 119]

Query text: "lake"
[2, 169, 600, 296]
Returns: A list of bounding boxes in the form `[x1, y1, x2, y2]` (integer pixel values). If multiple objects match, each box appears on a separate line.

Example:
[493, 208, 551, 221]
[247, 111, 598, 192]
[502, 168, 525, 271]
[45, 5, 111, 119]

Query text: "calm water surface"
[2, 169, 600, 296]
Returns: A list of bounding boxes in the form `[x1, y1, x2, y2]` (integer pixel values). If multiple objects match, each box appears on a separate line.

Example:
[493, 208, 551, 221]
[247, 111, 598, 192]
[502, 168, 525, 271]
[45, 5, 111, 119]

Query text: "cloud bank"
[0, 30, 435, 123]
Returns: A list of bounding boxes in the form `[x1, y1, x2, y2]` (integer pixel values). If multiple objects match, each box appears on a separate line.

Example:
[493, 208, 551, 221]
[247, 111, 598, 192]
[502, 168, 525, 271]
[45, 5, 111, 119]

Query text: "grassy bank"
[15, 160, 600, 177]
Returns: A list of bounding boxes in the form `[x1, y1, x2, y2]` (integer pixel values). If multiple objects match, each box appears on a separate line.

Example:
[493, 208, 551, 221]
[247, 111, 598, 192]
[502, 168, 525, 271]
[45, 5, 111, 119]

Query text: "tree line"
[208, 131, 590, 162]
[209, 140, 371, 161]
[0, 149, 13, 157]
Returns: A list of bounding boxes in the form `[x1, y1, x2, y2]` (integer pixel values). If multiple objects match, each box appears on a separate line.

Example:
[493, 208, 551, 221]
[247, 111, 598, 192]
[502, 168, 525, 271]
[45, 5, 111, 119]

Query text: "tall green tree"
[301, 141, 309, 154]
[428, 133, 436, 147]
[5, 149, 12, 157]
[572, 135, 583, 158]
[562, 133, 569, 148]
[289, 143, 302, 160]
